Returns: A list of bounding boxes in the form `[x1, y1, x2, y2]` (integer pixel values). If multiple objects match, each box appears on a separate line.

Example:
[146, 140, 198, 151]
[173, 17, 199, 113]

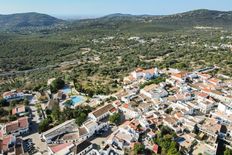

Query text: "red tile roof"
[2, 135, 14, 151]
[153, 144, 159, 153]
[50, 143, 73, 153]
[196, 92, 209, 98]
[208, 78, 220, 84]
[122, 103, 129, 109]
[198, 73, 211, 79]
[135, 67, 144, 72]
[12, 106, 26, 115]
[171, 72, 187, 79]
[109, 107, 117, 113]
[5, 117, 28, 133]
[144, 68, 155, 75]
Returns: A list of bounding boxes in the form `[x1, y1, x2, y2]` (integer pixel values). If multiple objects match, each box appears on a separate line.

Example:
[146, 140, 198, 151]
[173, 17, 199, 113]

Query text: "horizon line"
[0, 8, 231, 20]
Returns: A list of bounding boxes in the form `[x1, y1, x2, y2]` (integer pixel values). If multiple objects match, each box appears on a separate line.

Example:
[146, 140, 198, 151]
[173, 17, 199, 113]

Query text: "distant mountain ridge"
[0, 9, 232, 31]
[0, 12, 63, 29]
[99, 9, 232, 26]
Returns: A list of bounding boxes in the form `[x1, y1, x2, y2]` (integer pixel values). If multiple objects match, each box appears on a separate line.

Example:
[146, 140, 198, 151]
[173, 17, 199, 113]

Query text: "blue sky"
[0, 0, 232, 17]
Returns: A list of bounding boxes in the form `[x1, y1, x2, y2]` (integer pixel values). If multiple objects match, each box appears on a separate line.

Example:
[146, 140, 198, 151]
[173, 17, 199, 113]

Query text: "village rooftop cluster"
[0, 66, 232, 155]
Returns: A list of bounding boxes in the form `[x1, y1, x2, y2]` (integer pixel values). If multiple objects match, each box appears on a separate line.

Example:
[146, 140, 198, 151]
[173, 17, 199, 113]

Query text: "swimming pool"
[61, 86, 71, 94]
[66, 96, 85, 106]
[63, 96, 85, 107]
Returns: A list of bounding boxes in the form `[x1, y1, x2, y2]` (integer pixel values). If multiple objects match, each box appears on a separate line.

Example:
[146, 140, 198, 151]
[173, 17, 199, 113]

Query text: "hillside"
[0, 10, 232, 31]
[72, 9, 232, 30]
[154, 9, 232, 27]
[0, 9, 232, 92]
[0, 12, 64, 29]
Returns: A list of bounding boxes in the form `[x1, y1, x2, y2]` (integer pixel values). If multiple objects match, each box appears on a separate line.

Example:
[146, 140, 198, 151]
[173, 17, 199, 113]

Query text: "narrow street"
[22, 97, 48, 155]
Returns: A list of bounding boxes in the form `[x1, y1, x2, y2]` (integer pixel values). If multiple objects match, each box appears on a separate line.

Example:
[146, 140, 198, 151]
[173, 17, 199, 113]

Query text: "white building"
[48, 141, 98, 155]
[42, 119, 77, 143]
[197, 97, 216, 114]
[140, 84, 168, 99]
[88, 104, 116, 121]
[4, 117, 29, 136]
[83, 119, 107, 136]
[218, 103, 232, 115]
[119, 104, 140, 119]
[2, 90, 24, 101]
[131, 67, 159, 80]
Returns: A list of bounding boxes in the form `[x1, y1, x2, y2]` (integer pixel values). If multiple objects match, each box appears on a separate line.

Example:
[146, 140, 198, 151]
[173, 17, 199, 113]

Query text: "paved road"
[22, 97, 48, 155]
[90, 126, 118, 149]
[0, 64, 58, 77]
[0, 58, 83, 77]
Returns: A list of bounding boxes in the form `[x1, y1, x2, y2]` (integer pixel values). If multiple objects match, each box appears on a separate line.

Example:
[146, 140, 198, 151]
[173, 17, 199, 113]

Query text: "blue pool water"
[62, 86, 71, 94]
[71, 96, 84, 105]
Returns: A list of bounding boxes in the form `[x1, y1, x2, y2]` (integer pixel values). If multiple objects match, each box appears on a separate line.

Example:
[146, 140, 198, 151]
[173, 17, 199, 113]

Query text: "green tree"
[50, 78, 65, 93]
[51, 104, 61, 122]
[0, 108, 9, 117]
[39, 118, 51, 133]
[0, 99, 8, 107]
[109, 112, 121, 124]
[167, 141, 180, 155]
[8, 115, 17, 121]
[224, 148, 232, 155]
[23, 98, 30, 106]
[133, 143, 145, 155]
[76, 112, 87, 126]
[10, 100, 18, 108]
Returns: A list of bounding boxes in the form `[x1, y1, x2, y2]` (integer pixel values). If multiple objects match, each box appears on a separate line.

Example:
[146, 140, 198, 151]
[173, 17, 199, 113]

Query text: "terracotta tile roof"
[91, 104, 114, 118]
[50, 142, 73, 153]
[12, 106, 26, 115]
[123, 75, 136, 83]
[3, 92, 13, 97]
[208, 78, 220, 84]
[109, 107, 117, 113]
[174, 112, 183, 119]
[144, 68, 155, 75]
[5, 117, 28, 133]
[122, 103, 129, 108]
[113, 100, 121, 106]
[201, 118, 221, 135]
[18, 117, 28, 129]
[153, 144, 159, 153]
[135, 67, 144, 72]
[164, 115, 178, 125]
[3, 91, 23, 98]
[195, 92, 209, 98]
[198, 73, 211, 79]
[202, 88, 211, 93]
[61, 132, 79, 141]
[171, 72, 187, 79]
[5, 121, 18, 133]
[128, 119, 144, 132]
[2, 135, 14, 151]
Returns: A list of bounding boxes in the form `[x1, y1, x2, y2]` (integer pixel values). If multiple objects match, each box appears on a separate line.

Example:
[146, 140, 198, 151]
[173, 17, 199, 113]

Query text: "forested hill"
[73, 9, 232, 30]
[0, 12, 64, 29]
[0, 9, 232, 31]
[155, 9, 232, 27]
